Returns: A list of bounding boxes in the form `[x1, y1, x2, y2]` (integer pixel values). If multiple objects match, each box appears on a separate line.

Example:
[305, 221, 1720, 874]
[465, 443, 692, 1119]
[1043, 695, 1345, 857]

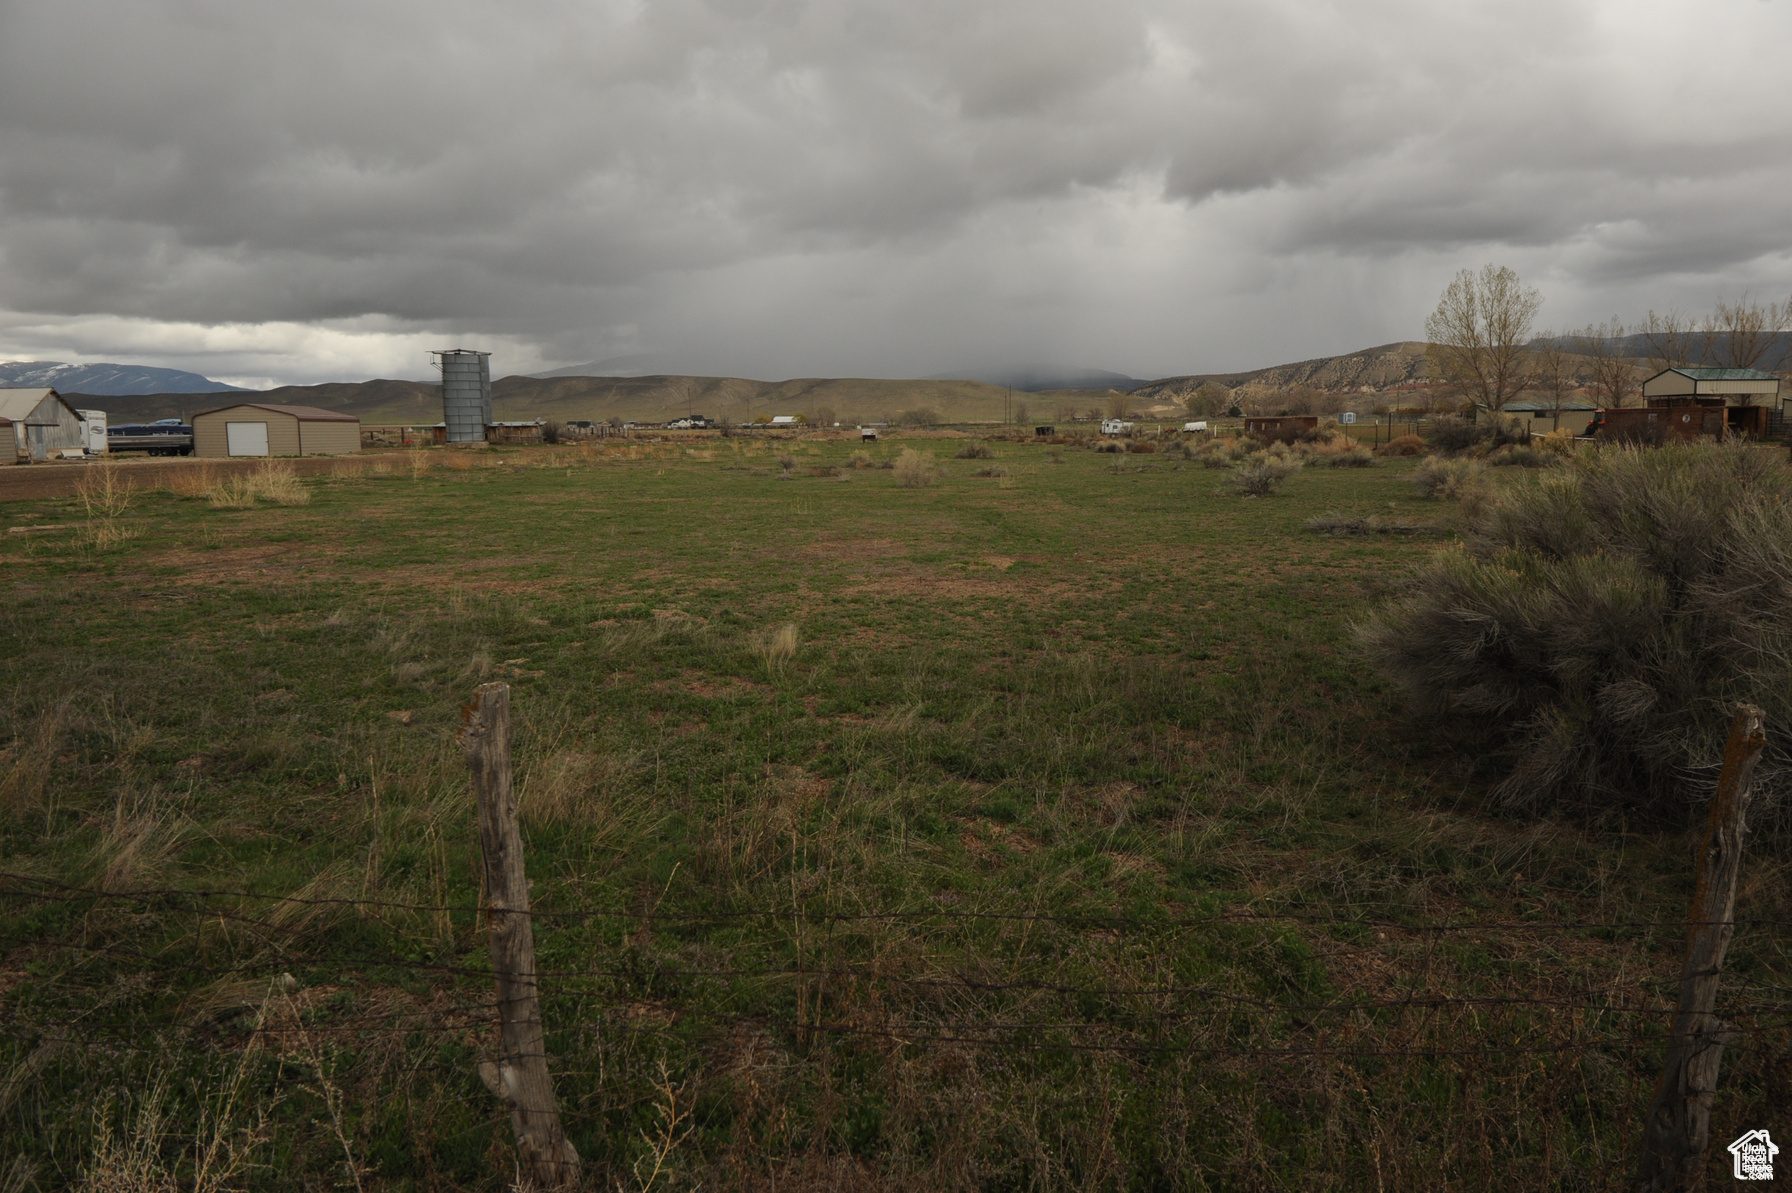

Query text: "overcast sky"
[3, 0, 1790, 388]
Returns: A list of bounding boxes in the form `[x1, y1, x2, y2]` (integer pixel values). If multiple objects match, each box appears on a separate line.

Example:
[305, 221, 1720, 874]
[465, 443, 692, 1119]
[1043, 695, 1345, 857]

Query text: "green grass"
[1, 437, 1786, 1191]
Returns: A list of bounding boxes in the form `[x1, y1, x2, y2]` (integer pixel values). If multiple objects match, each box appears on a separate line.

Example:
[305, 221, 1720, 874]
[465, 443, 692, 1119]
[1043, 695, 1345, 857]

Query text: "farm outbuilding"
[0, 388, 84, 462]
[1642, 367, 1782, 404]
[1501, 400, 1597, 437]
[1244, 415, 1318, 443]
[190, 404, 360, 458]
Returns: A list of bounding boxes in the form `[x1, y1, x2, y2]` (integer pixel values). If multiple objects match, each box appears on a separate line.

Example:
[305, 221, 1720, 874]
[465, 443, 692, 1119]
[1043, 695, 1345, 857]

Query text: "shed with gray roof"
[0, 388, 84, 462]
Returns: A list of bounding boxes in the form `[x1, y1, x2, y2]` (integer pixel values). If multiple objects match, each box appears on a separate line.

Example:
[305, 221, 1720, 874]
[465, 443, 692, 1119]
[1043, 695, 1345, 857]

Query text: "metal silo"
[434, 350, 492, 443]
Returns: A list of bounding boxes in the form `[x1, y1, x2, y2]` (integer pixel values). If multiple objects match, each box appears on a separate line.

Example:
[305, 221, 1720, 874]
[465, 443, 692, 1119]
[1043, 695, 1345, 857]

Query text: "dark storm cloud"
[2, 0, 1789, 383]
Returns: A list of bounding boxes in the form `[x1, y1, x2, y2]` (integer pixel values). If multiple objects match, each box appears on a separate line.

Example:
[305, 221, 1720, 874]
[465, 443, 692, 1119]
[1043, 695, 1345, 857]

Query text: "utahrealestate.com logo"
[1729, 1130, 1779, 1181]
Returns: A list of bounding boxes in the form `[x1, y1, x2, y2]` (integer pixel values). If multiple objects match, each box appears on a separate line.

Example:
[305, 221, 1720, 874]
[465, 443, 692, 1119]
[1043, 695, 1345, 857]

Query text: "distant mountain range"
[921, 367, 1144, 392]
[0, 360, 246, 395]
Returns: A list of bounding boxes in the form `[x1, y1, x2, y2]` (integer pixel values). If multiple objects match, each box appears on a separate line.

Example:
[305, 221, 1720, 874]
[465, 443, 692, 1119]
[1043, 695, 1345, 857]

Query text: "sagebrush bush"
[1093, 440, 1124, 454]
[1429, 414, 1486, 454]
[1379, 434, 1426, 457]
[1491, 445, 1556, 469]
[1328, 448, 1376, 468]
[955, 442, 993, 459]
[1223, 454, 1301, 497]
[893, 448, 939, 488]
[1412, 456, 1487, 500]
[1125, 441, 1157, 454]
[1360, 441, 1792, 821]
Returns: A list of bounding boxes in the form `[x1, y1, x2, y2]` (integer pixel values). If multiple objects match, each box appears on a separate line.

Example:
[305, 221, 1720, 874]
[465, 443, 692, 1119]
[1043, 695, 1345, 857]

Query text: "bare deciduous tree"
[1700, 292, 1792, 371]
[1104, 391, 1131, 420]
[1639, 310, 1699, 373]
[1425, 264, 1542, 412]
[1530, 331, 1576, 426]
[1579, 318, 1638, 408]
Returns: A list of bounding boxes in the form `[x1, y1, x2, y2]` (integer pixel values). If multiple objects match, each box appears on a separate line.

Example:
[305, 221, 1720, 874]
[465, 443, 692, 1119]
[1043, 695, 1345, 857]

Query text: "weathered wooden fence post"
[1634, 704, 1765, 1193]
[462, 682, 581, 1189]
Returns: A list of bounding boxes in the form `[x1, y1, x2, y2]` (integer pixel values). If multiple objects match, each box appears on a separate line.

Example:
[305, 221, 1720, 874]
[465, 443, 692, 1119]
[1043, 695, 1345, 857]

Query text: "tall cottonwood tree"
[1425, 265, 1542, 412]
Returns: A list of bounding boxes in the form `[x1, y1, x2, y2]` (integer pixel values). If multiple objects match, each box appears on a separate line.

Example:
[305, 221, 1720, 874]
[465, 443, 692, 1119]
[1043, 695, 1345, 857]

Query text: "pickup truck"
[108, 420, 194, 456]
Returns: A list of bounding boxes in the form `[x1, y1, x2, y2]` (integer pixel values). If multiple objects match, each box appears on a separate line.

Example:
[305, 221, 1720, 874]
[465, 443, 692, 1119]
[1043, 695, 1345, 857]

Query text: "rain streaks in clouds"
[1, 0, 1789, 386]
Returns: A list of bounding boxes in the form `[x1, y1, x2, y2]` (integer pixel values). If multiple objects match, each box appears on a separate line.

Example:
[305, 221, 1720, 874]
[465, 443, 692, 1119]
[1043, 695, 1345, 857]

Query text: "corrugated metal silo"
[435, 350, 492, 443]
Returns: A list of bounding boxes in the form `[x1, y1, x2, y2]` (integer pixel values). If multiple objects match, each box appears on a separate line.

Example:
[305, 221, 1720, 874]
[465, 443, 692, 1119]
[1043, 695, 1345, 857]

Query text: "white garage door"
[226, 421, 270, 457]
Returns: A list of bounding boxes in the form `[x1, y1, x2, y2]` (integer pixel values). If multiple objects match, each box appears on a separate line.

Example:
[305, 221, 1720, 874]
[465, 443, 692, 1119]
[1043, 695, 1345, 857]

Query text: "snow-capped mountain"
[0, 361, 247, 395]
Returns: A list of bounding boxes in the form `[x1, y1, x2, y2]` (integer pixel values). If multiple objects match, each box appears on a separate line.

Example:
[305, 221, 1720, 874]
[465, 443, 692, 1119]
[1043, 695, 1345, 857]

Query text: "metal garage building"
[190, 403, 360, 457]
[0, 388, 85, 462]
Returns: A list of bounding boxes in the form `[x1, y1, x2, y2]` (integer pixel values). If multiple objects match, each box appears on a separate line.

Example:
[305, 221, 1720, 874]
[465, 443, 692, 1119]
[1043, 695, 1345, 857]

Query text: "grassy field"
[0, 436, 1786, 1191]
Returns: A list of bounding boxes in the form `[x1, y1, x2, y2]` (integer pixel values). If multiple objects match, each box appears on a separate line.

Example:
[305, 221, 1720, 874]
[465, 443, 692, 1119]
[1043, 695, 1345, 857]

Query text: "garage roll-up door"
[226, 422, 270, 457]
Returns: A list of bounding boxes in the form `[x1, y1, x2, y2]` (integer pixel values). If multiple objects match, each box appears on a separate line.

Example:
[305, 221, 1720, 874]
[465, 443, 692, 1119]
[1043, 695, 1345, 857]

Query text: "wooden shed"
[0, 388, 84, 462]
[190, 403, 360, 458]
[1244, 415, 1319, 444]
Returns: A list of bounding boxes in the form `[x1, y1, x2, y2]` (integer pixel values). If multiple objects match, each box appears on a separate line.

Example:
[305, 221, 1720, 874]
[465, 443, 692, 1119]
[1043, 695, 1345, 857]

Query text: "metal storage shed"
[0, 388, 84, 462]
[189, 404, 361, 458]
[1641, 367, 1782, 404]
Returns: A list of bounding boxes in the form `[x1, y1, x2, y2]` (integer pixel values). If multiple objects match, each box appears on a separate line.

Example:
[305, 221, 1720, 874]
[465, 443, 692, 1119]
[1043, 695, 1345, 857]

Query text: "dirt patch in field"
[144, 544, 324, 585]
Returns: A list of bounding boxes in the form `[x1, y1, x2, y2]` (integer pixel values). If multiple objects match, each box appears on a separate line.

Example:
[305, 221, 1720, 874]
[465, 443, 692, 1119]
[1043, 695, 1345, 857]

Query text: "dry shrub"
[76, 462, 136, 518]
[90, 797, 189, 891]
[849, 450, 875, 469]
[206, 476, 258, 509]
[893, 449, 939, 488]
[1327, 447, 1376, 467]
[443, 451, 476, 471]
[777, 455, 797, 473]
[267, 463, 308, 501]
[1, 705, 64, 816]
[407, 451, 432, 479]
[78, 519, 141, 551]
[164, 463, 218, 498]
[1361, 440, 1792, 820]
[1295, 428, 1355, 458]
[1093, 440, 1124, 454]
[1537, 427, 1579, 456]
[1428, 414, 1486, 454]
[1124, 441, 1157, 454]
[1379, 434, 1426, 457]
[755, 623, 799, 676]
[973, 466, 1009, 478]
[1222, 454, 1302, 496]
[206, 461, 310, 509]
[1490, 444, 1557, 469]
[1411, 456, 1487, 500]
[955, 442, 993, 459]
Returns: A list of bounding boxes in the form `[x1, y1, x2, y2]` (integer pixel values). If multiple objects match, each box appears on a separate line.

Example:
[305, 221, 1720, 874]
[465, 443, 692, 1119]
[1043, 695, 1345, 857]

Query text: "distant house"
[0, 388, 84, 462]
[770, 415, 798, 425]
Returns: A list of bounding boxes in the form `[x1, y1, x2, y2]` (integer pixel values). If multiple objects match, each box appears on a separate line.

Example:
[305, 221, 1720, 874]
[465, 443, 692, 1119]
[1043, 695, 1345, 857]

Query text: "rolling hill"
[62, 336, 1679, 429]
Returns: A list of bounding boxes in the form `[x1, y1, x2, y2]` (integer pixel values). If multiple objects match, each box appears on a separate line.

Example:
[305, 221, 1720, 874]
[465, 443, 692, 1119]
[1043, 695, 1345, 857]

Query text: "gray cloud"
[2, 0, 1790, 384]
